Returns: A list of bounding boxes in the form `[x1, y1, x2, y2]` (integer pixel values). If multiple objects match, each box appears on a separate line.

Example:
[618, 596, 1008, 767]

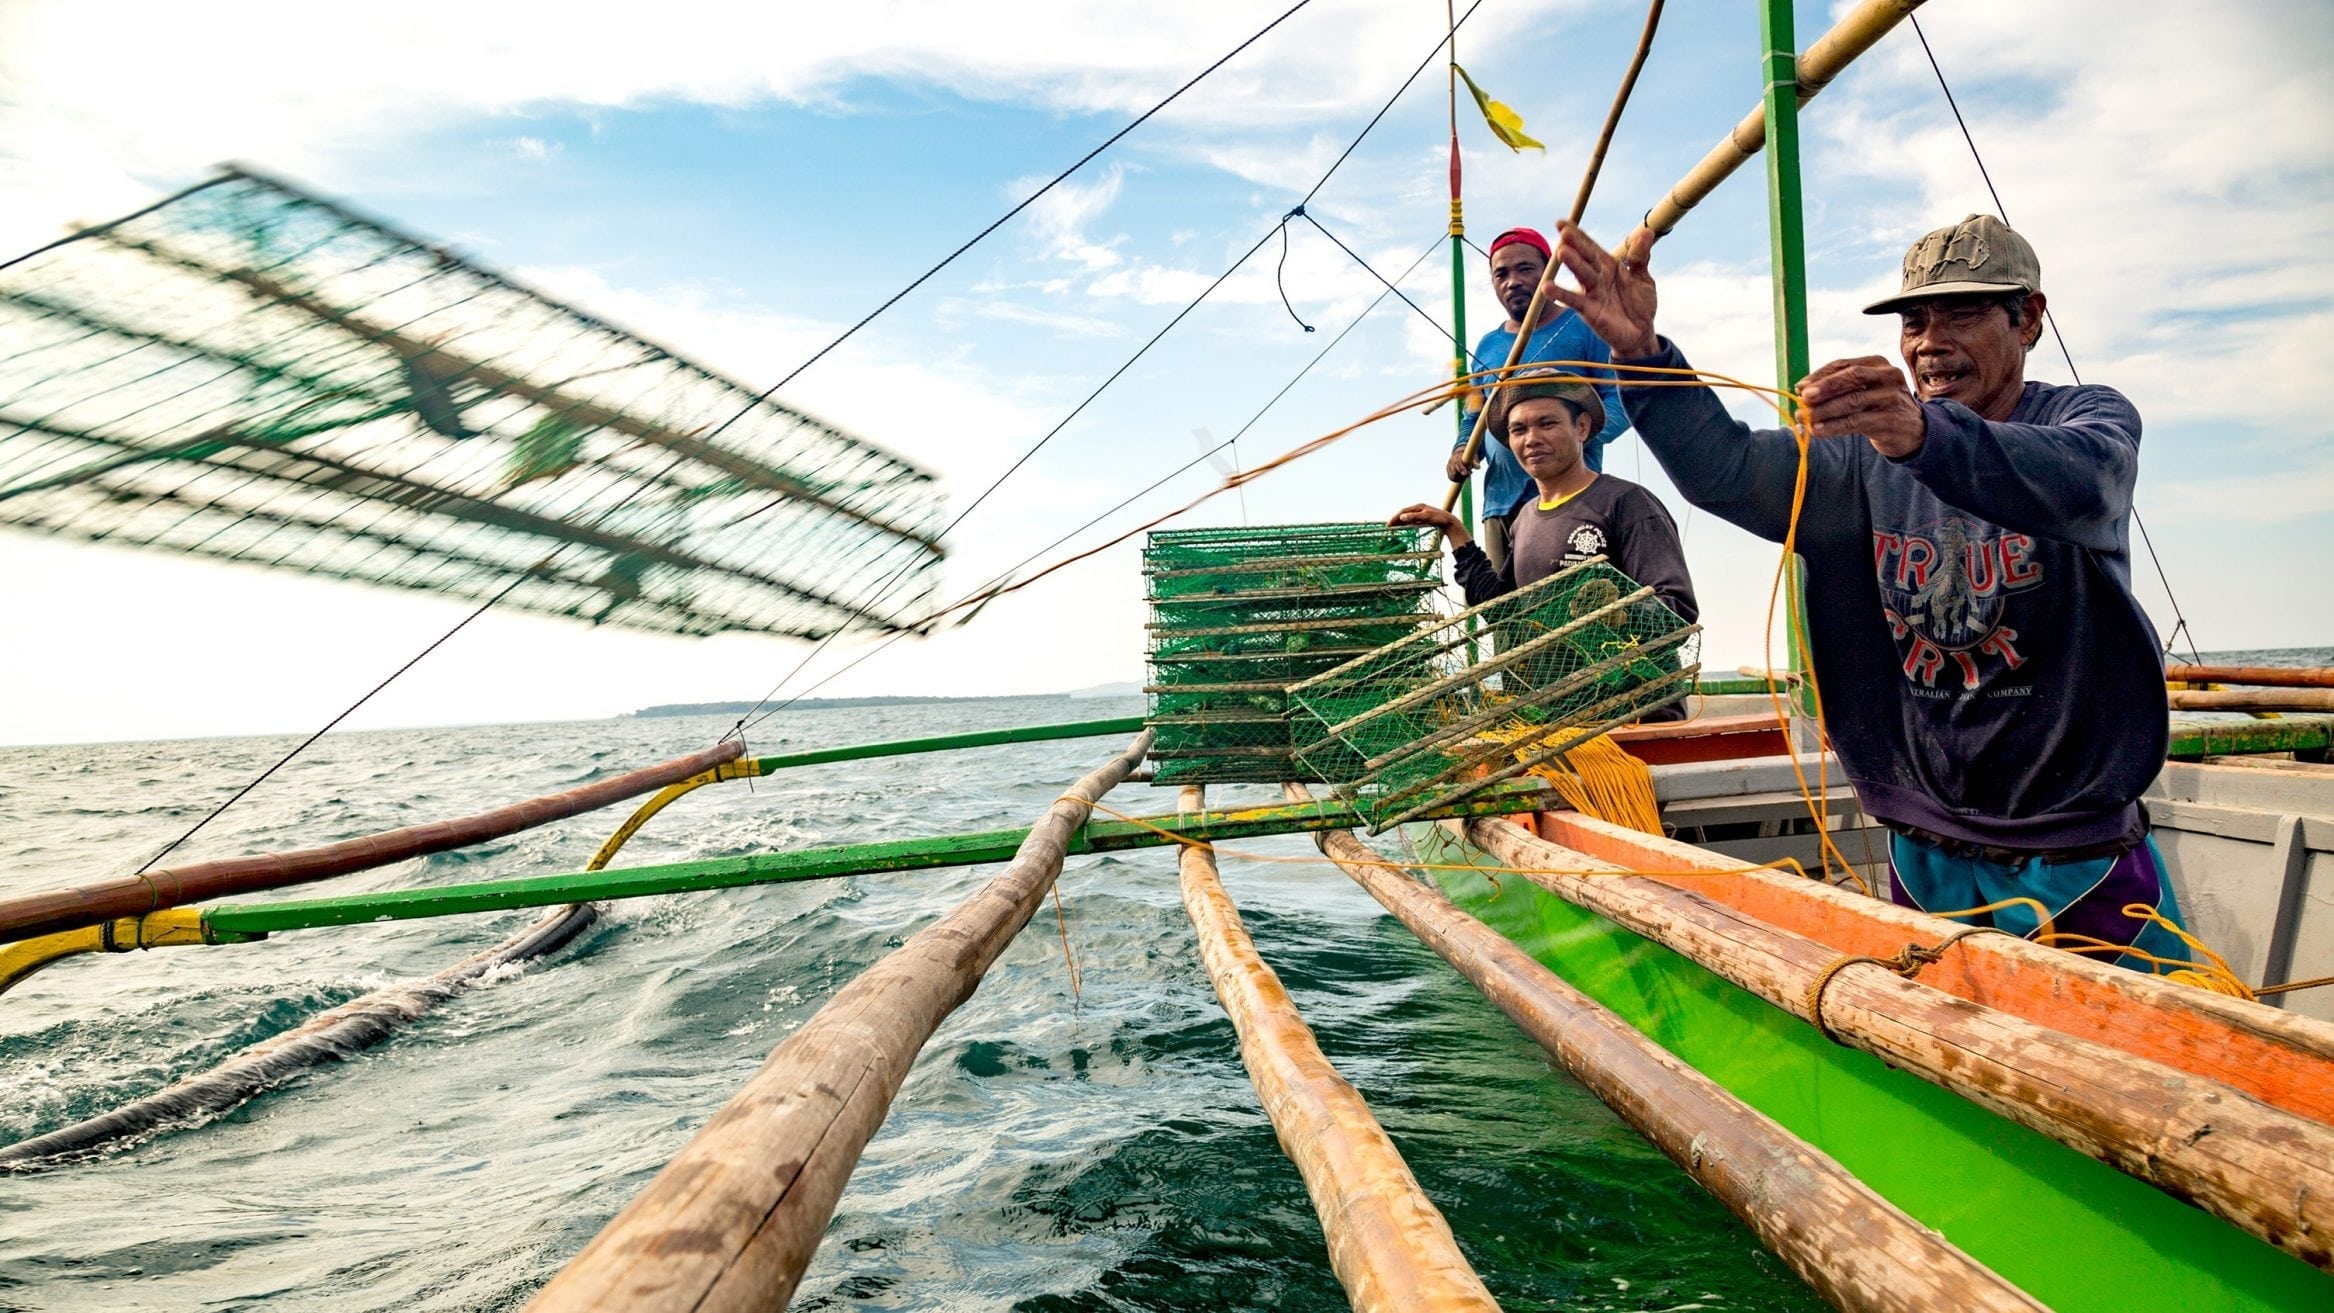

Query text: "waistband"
[1880, 803, 2150, 867]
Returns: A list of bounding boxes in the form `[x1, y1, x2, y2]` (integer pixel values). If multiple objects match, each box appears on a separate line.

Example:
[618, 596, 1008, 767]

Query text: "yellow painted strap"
[584, 760, 760, 873]
[0, 909, 214, 995]
[0, 927, 104, 994]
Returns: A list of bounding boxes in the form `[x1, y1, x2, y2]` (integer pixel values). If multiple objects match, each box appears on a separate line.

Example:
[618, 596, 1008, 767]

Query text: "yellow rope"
[1479, 727, 1662, 835]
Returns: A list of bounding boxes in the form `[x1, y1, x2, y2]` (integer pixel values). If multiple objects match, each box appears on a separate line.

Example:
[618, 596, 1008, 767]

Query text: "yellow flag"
[1454, 64, 1544, 152]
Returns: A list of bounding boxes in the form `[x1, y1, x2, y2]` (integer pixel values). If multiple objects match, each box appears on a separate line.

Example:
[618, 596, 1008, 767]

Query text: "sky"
[1, 0, 2329, 745]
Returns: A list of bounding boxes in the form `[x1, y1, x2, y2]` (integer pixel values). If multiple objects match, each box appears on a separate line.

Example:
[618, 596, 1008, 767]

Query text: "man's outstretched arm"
[1798, 358, 2140, 552]
[1543, 223, 1849, 545]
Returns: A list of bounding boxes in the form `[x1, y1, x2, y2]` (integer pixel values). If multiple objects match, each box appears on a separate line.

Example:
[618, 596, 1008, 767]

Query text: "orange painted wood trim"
[1503, 811, 2334, 1128]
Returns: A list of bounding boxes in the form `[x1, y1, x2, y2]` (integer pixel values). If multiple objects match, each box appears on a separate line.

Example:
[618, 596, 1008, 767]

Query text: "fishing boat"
[2, 1, 2330, 1310]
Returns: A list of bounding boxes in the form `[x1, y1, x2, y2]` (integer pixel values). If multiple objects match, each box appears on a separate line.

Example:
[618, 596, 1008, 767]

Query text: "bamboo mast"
[1289, 787, 2044, 1313]
[1461, 816, 2334, 1271]
[527, 736, 1149, 1313]
[1437, 0, 1663, 515]
[1178, 787, 1499, 1313]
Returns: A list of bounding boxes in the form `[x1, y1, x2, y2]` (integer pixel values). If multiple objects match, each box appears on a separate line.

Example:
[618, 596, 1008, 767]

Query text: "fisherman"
[1539, 212, 2189, 966]
[1395, 369, 1696, 721]
[1447, 227, 1630, 574]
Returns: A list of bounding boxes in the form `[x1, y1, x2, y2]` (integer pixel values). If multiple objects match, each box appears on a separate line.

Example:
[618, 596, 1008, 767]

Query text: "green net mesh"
[1144, 522, 1440, 784]
[0, 168, 945, 638]
[1289, 557, 1701, 831]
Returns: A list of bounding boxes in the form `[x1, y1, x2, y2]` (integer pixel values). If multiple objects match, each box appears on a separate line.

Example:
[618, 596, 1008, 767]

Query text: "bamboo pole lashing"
[1178, 787, 1499, 1313]
[1461, 816, 2334, 1271]
[1288, 785, 2043, 1313]
[527, 734, 1150, 1313]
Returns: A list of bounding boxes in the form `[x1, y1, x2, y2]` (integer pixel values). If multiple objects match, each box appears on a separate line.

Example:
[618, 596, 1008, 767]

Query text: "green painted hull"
[1418, 824, 2334, 1313]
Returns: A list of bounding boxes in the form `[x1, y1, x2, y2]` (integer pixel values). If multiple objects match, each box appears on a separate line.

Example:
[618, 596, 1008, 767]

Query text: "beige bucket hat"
[1864, 213, 2042, 315]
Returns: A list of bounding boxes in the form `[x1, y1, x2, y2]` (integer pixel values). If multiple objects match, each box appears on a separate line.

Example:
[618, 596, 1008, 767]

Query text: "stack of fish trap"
[1289, 557, 1700, 831]
[1143, 523, 1441, 784]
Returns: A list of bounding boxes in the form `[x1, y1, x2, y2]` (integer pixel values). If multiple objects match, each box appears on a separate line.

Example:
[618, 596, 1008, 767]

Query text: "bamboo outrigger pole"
[1289, 787, 2044, 1313]
[1462, 817, 2334, 1271]
[527, 735, 1149, 1313]
[1523, 809, 2334, 1125]
[0, 740, 744, 947]
[1178, 787, 1499, 1312]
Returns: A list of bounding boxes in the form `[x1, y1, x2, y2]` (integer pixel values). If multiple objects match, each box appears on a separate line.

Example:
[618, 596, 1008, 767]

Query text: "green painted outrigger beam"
[196, 778, 1555, 939]
[738, 714, 1146, 772]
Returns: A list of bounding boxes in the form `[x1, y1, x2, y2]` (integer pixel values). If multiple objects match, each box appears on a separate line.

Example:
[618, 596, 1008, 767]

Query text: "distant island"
[630, 684, 1140, 718]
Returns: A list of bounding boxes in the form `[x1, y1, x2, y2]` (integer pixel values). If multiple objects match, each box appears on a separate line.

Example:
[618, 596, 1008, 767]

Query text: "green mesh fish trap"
[1144, 522, 1441, 784]
[1287, 557, 1700, 831]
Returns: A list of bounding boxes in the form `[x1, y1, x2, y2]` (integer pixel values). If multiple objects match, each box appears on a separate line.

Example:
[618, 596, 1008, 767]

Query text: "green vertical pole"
[1451, 222, 1475, 536]
[1446, 6, 1475, 544]
[1760, 0, 1816, 716]
[1447, 5, 1480, 662]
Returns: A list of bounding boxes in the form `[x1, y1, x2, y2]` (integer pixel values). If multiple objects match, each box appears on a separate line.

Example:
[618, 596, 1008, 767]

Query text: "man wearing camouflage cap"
[1538, 213, 2189, 968]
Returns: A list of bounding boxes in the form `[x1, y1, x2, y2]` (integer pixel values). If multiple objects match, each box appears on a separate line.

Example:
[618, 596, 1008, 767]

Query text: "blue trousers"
[1886, 831, 2191, 972]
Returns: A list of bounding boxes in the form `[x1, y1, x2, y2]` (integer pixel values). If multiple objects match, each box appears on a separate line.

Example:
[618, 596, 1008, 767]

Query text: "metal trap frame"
[1288, 557, 1700, 831]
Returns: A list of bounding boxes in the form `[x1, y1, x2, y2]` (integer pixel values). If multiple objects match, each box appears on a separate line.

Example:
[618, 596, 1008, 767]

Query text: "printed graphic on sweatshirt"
[1872, 516, 2044, 693]
[1564, 523, 1607, 563]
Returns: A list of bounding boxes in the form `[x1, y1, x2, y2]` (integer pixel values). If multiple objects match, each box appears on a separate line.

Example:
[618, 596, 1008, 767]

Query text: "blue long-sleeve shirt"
[1457, 311, 1630, 519]
[1620, 338, 2165, 852]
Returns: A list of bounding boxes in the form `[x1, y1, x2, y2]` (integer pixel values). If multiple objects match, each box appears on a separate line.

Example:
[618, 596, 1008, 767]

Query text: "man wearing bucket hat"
[1537, 212, 2190, 969]
[1393, 367, 1697, 719]
[1447, 227, 1631, 575]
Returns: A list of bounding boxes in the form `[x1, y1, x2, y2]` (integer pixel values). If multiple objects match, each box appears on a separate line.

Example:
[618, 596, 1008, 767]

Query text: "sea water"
[0, 693, 1858, 1312]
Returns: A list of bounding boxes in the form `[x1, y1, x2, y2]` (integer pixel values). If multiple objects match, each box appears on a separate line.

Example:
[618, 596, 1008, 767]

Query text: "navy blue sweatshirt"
[1622, 340, 2166, 851]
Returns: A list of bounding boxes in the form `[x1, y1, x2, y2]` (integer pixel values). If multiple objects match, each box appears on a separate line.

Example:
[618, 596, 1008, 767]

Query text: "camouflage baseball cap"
[1863, 214, 2042, 315]
[1488, 367, 1605, 441]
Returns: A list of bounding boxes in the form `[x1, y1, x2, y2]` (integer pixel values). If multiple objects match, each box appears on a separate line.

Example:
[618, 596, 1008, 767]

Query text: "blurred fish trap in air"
[1289, 557, 1700, 831]
[0, 168, 944, 639]
[1143, 522, 1442, 784]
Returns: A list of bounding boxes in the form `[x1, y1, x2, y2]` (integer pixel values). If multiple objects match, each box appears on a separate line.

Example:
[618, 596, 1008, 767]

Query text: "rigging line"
[1907, 13, 2202, 666]
[131, 583, 515, 876]
[725, 221, 1280, 739]
[1299, 211, 1483, 368]
[691, 0, 1314, 452]
[741, 236, 1445, 729]
[724, 12, 1489, 734]
[1303, 0, 1486, 209]
[1274, 217, 1316, 333]
[81, 4, 1322, 868]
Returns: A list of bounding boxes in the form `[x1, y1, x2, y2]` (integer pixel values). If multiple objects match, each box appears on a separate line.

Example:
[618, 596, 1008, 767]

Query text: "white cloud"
[1, 0, 2328, 743]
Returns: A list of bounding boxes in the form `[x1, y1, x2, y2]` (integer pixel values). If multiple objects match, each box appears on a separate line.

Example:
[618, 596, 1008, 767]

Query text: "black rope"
[1275, 211, 1316, 333]
[738, 236, 1448, 719]
[1909, 13, 2200, 663]
[1301, 211, 1482, 368]
[727, 7, 1486, 734]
